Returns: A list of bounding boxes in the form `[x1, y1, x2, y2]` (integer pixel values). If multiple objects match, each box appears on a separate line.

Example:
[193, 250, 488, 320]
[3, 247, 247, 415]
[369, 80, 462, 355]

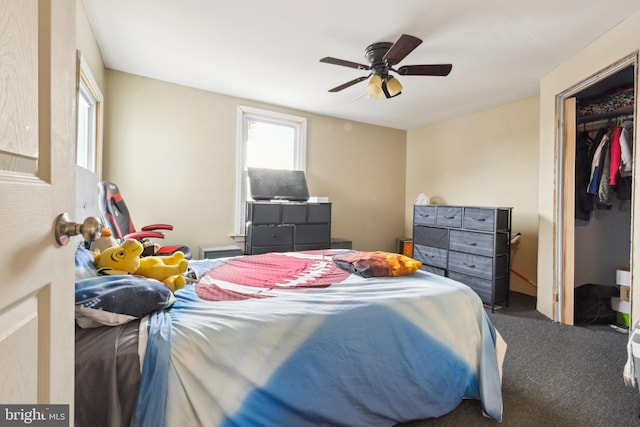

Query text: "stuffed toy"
[94, 239, 188, 292]
[333, 251, 422, 278]
[89, 227, 119, 253]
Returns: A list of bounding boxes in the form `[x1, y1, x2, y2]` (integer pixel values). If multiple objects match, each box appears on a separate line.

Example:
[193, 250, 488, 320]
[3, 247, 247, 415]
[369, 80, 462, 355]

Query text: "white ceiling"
[81, 0, 640, 130]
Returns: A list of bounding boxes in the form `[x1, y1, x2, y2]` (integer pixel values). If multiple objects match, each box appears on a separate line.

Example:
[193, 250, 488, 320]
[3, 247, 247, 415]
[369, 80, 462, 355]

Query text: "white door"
[0, 0, 76, 417]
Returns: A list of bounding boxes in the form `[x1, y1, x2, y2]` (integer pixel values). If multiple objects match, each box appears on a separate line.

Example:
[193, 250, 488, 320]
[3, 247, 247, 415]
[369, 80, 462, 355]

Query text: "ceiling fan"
[320, 34, 452, 99]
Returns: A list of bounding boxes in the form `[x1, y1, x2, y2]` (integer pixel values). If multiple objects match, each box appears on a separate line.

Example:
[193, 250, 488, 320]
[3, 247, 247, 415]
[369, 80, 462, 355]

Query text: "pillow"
[75, 275, 175, 328]
[333, 251, 422, 278]
[75, 245, 98, 281]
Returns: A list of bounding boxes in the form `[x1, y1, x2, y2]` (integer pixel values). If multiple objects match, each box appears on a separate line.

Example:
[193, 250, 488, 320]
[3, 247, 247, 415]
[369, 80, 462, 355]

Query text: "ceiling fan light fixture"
[386, 76, 403, 96]
[367, 74, 383, 99]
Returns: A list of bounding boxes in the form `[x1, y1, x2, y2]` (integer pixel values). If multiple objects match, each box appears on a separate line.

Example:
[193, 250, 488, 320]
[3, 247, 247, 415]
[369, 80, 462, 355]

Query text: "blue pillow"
[75, 275, 175, 328]
[75, 245, 98, 281]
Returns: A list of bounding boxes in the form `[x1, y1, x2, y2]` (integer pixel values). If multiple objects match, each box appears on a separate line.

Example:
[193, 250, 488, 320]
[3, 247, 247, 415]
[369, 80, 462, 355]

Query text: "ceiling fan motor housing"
[365, 42, 393, 76]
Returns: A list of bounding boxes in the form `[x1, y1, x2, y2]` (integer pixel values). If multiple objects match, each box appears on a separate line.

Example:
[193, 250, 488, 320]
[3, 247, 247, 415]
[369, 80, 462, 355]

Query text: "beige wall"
[405, 96, 540, 296]
[103, 70, 407, 254]
[538, 10, 640, 321]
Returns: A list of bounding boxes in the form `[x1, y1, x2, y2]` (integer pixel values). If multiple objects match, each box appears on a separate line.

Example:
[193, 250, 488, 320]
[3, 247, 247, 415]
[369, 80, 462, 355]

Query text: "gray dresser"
[412, 204, 512, 310]
[245, 201, 331, 255]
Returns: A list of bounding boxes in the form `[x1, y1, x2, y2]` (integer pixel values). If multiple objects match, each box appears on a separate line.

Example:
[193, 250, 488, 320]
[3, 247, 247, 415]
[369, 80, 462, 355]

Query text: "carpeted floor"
[397, 292, 640, 427]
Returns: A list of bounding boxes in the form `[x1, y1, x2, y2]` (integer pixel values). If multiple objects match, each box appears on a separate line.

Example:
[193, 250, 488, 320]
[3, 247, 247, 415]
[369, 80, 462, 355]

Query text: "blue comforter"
[135, 252, 505, 426]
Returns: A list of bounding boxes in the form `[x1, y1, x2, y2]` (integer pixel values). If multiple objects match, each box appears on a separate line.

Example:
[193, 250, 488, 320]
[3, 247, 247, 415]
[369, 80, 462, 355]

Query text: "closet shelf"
[576, 106, 634, 124]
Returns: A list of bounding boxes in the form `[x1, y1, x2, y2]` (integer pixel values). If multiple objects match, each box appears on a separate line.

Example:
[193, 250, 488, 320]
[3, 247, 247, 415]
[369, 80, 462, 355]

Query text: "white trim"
[234, 106, 307, 237]
[554, 53, 637, 323]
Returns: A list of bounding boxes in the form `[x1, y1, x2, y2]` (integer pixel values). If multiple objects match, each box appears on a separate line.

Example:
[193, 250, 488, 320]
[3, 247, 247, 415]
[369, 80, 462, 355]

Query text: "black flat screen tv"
[247, 167, 310, 202]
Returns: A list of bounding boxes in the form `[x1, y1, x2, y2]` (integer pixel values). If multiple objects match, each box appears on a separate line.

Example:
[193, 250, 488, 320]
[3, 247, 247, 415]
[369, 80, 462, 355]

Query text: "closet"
[568, 64, 635, 325]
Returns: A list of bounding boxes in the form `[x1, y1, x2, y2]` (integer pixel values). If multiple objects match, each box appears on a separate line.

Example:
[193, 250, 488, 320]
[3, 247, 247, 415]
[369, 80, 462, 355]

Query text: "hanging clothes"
[609, 126, 622, 186]
[583, 114, 633, 211]
[588, 131, 609, 195]
[597, 134, 613, 208]
[575, 131, 595, 220]
[619, 120, 633, 177]
[616, 120, 634, 201]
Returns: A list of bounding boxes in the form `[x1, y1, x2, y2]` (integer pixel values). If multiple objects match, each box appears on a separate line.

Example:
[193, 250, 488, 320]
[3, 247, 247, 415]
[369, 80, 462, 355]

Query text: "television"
[247, 167, 310, 202]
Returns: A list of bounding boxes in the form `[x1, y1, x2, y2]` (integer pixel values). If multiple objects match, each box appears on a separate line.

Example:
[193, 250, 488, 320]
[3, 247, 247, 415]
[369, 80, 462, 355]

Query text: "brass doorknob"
[55, 213, 102, 246]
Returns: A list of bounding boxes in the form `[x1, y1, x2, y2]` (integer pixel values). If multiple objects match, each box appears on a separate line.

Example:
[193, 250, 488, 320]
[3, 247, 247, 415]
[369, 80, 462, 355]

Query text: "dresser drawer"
[413, 243, 448, 269]
[281, 204, 307, 224]
[436, 206, 463, 228]
[463, 208, 497, 231]
[248, 225, 293, 246]
[448, 251, 494, 280]
[447, 271, 493, 304]
[308, 203, 332, 223]
[414, 205, 437, 225]
[449, 230, 494, 257]
[413, 226, 448, 249]
[420, 264, 446, 276]
[294, 224, 330, 245]
[247, 203, 281, 224]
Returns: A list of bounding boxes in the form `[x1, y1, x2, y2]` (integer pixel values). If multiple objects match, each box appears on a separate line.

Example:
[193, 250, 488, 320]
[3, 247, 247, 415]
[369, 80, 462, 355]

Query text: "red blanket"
[195, 251, 350, 301]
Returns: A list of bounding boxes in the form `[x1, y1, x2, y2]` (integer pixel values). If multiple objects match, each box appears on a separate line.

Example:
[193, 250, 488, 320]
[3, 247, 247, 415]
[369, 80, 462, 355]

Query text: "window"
[76, 51, 103, 176]
[234, 106, 307, 237]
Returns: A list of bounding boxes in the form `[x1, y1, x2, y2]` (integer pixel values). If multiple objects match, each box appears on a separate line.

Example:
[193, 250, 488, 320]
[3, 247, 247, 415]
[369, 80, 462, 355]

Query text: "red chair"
[98, 181, 191, 259]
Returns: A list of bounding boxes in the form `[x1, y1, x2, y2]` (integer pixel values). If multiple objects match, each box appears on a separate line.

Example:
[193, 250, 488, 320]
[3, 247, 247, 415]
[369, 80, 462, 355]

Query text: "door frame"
[555, 53, 637, 324]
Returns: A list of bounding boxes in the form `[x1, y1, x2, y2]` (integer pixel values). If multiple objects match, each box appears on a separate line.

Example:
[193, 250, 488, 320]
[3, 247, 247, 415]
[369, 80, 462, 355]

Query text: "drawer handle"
[473, 218, 486, 222]
[463, 263, 476, 268]
[466, 242, 477, 246]
[445, 216, 455, 219]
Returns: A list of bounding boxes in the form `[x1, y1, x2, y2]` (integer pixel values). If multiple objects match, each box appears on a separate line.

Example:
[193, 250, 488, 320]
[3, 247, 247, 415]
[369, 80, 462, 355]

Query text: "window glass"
[76, 51, 103, 176]
[235, 106, 307, 237]
[77, 82, 97, 170]
[246, 120, 296, 169]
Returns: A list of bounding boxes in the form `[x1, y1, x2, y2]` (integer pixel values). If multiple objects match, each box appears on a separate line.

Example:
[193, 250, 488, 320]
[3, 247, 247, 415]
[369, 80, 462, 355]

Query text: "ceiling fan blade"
[328, 75, 370, 92]
[320, 57, 370, 70]
[396, 64, 453, 76]
[383, 34, 422, 66]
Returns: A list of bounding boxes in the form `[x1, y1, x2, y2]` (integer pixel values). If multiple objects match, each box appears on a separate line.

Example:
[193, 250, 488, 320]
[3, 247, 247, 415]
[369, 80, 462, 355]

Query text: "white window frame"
[76, 50, 103, 177]
[234, 106, 307, 238]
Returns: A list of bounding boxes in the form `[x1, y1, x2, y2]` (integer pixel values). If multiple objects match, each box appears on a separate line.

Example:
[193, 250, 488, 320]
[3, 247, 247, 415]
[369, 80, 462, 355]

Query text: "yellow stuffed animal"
[94, 239, 188, 292]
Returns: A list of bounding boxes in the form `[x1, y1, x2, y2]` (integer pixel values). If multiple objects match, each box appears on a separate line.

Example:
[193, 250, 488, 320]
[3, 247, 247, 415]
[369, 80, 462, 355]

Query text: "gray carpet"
[397, 292, 640, 427]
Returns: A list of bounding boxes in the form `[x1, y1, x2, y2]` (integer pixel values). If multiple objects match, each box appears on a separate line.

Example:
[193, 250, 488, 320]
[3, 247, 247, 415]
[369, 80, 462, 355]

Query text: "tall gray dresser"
[412, 204, 512, 310]
[245, 201, 331, 255]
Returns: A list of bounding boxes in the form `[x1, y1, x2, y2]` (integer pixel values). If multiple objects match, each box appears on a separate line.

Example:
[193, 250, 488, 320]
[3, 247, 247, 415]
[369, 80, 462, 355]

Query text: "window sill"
[230, 234, 245, 243]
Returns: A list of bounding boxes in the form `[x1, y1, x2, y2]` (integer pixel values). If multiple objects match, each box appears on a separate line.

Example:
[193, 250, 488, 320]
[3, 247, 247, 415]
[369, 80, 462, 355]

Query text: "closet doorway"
[557, 54, 637, 325]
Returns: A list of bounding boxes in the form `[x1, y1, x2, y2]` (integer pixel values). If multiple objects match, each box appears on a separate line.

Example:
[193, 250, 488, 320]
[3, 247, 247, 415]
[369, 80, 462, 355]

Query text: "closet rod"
[580, 114, 634, 130]
[576, 106, 634, 124]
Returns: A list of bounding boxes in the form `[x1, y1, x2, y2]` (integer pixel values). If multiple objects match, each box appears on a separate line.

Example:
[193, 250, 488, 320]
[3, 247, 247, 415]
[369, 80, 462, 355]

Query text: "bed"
[74, 163, 505, 426]
[74, 246, 506, 427]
